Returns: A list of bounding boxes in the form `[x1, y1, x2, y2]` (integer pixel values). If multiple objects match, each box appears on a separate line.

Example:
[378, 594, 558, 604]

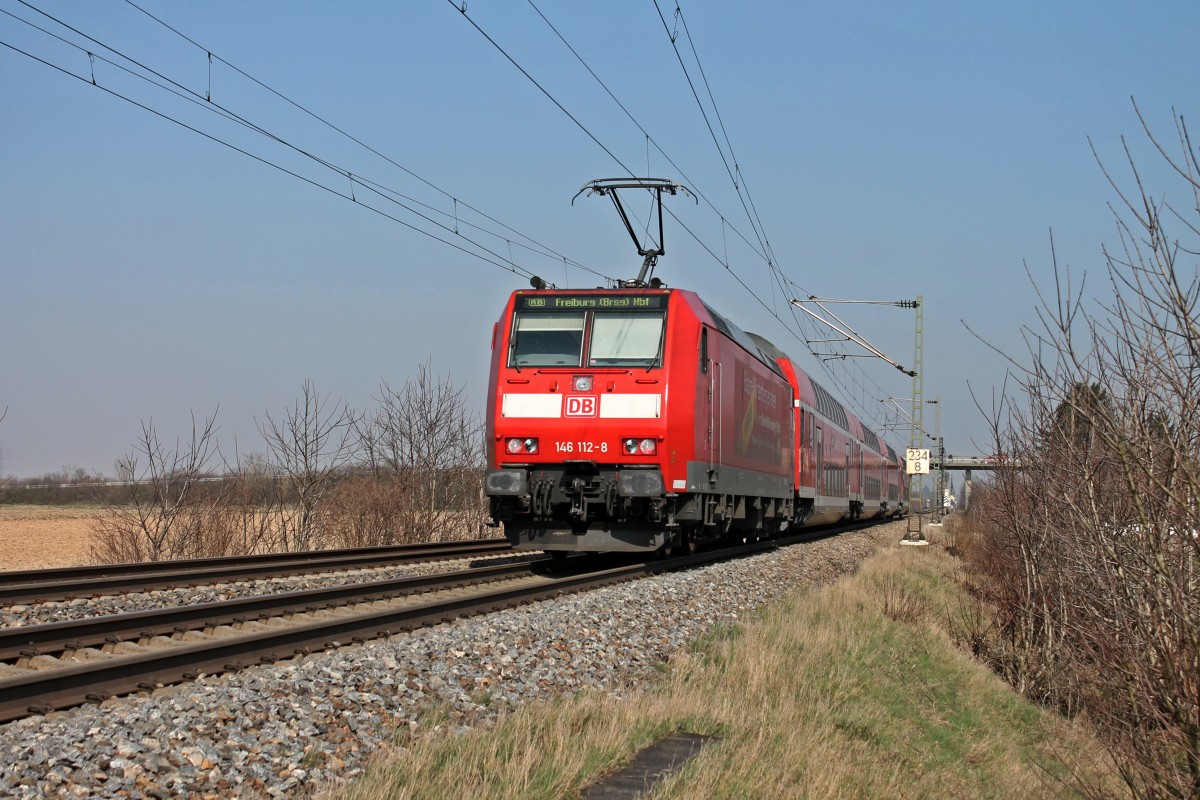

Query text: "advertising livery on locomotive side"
[484, 284, 906, 555]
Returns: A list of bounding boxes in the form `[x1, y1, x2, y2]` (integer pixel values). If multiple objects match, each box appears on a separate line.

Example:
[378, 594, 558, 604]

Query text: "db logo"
[565, 395, 597, 417]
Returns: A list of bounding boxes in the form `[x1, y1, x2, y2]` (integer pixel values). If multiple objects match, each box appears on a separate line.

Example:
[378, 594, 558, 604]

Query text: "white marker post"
[902, 448, 931, 545]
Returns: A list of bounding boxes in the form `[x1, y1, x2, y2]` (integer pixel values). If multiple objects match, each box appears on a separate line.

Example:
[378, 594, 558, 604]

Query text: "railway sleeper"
[0, 663, 26, 679]
[145, 635, 179, 649]
[20, 654, 62, 670]
[234, 620, 273, 633]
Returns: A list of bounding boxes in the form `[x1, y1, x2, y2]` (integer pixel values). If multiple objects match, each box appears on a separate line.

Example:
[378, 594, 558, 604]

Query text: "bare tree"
[0, 406, 8, 493]
[91, 411, 222, 562]
[965, 104, 1200, 799]
[257, 380, 358, 551]
[352, 362, 485, 543]
[192, 449, 284, 557]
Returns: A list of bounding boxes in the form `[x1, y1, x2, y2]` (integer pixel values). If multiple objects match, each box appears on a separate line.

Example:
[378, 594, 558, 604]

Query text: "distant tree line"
[0, 467, 135, 505]
[959, 106, 1200, 799]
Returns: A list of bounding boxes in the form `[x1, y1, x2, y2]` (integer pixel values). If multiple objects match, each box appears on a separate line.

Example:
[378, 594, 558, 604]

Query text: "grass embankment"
[337, 535, 1111, 799]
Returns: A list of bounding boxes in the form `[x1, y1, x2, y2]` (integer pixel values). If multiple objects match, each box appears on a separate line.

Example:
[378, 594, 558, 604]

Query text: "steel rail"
[0, 538, 509, 585]
[0, 540, 512, 605]
[0, 560, 539, 663]
[0, 560, 653, 723]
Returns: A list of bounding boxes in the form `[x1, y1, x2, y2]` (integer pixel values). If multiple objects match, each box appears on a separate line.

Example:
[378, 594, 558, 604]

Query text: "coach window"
[588, 311, 666, 368]
[510, 312, 585, 367]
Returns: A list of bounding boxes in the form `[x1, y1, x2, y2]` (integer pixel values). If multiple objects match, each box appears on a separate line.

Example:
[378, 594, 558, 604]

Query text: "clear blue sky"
[1, 1, 1195, 478]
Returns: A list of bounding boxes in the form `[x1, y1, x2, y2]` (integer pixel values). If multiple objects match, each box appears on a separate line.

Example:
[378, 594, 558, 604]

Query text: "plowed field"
[0, 505, 97, 570]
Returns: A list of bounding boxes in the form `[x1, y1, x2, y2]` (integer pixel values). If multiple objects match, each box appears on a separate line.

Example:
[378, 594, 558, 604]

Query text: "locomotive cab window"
[509, 306, 666, 369]
[589, 312, 665, 367]
[511, 313, 585, 367]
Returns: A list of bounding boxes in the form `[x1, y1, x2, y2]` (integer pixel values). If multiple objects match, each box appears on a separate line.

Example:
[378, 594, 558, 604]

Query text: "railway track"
[0, 538, 512, 605]
[0, 560, 541, 666]
[0, 519, 890, 724]
[0, 536, 792, 723]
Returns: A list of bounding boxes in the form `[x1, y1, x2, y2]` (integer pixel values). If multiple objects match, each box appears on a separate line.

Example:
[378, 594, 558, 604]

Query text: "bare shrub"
[317, 473, 410, 548]
[193, 456, 288, 556]
[878, 576, 925, 625]
[257, 380, 359, 552]
[965, 104, 1200, 798]
[353, 363, 486, 543]
[92, 366, 487, 560]
[91, 412, 224, 562]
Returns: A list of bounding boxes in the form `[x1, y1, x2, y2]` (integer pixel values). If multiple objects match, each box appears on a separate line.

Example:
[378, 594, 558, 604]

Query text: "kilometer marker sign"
[906, 448, 931, 475]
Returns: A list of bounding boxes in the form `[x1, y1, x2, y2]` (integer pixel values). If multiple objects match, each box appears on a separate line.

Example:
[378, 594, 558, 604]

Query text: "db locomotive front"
[484, 285, 795, 555]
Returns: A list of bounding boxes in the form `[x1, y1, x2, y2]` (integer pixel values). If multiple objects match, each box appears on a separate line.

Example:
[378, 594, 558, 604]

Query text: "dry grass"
[335, 539, 1116, 799]
[0, 504, 102, 570]
[0, 501, 490, 571]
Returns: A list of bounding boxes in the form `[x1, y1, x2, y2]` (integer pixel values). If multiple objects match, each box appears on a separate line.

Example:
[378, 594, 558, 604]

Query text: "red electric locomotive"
[484, 285, 795, 555]
[483, 178, 906, 554]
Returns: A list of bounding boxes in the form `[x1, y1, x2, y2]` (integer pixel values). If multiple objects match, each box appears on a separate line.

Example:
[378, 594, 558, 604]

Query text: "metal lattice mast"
[934, 393, 944, 524]
[906, 295, 924, 537]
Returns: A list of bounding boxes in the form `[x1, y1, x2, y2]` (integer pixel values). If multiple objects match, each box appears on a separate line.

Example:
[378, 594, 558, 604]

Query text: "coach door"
[701, 327, 717, 474]
[845, 444, 851, 498]
[857, 445, 864, 499]
[814, 425, 824, 497]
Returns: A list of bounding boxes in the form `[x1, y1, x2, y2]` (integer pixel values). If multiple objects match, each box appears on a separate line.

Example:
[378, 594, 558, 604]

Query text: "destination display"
[517, 293, 667, 311]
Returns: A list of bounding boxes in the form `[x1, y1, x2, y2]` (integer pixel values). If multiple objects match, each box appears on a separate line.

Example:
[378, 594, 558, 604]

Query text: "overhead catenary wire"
[651, 0, 767, 262]
[118, 0, 608, 284]
[456, 0, 903, 433]
[0, 35, 540, 281]
[7, 2, 906, 435]
[448, 1, 638, 176]
[508, 0, 903, 433]
[649, 1, 902, 432]
[458, 0, 788, 284]
[3, 1, 617, 285]
[525, 0, 762, 264]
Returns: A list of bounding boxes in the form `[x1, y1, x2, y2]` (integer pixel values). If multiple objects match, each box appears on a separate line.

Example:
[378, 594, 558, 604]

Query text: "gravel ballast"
[0, 523, 901, 798]
[0, 554, 540, 630]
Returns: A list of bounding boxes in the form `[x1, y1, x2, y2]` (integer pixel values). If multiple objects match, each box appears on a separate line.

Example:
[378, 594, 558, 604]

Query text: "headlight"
[623, 437, 657, 456]
[505, 437, 539, 455]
